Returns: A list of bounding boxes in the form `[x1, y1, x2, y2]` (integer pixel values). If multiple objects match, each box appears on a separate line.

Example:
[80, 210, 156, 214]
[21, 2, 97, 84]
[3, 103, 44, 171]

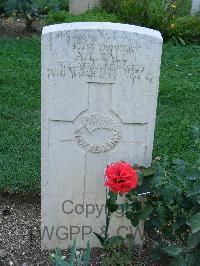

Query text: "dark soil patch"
[0, 17, 43, 38]
[0, 192, 168, 265]
[0, 192, 50, 265]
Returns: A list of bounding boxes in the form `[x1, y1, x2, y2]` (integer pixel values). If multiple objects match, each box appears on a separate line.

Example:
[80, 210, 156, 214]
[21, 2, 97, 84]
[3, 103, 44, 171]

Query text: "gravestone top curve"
[42, 22, 162, 40]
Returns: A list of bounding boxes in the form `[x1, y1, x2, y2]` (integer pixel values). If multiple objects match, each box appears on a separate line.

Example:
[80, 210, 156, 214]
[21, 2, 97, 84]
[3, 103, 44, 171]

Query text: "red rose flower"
[104, 162, 138, 194]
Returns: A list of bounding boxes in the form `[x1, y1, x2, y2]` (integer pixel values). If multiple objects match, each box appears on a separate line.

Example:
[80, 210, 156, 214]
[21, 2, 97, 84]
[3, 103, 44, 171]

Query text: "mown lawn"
[0, 38, 199, 193]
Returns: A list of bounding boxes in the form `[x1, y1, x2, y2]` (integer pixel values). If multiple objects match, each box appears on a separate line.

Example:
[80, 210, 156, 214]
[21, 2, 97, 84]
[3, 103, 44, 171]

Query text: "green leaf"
[107, 201, 118, 213]
[187, 170, 200, 181]
[170, 255, 187, 266]
[107, 191, 118, 213]
[173, 214, 186, 230]
[83, 240, 91, 266]
[187, 231, 200, 249]
[138, 175, 143, 186]
[171, 36, 178, 45]
[163, 245, 183, 256]
[142, 167, 156, 177]
[77, 253, 83, 266]
[157, 205, 165, 225]
[187, 212, 200, 233]
[151, 216, 161, 229]
[175, 165, 186, 177]
[178, 37, 186, 46]
[191, 125, 200, 144]
[68, 238, 77, 265]
[172, 159, 186, 166]
[128, 213, 139, 227]
[185, 253, 198, 266]
[187, 185, 200, 197]
[107, 236, 124, 246]
[162, 186, 176, 204]
[53, 254, 68, 266]
[139, 206, 153, 220]
[108, 190, 118, 200]
[55, 246, 62, 258]
[93, 232, 104, 246]
[52, 246, 64, 266]
[151, 247, 162, 260]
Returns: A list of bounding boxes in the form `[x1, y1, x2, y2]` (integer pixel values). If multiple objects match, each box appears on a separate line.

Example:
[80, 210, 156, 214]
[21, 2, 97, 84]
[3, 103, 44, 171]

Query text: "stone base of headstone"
[69, 0, 101, 15]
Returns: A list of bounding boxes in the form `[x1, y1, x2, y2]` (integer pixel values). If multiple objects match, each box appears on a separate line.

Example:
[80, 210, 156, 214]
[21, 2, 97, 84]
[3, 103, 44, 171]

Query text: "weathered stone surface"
[191, 0, 200, 14]
[41, 22, 163, 249]
[69, 0, 101, 15]
[0, 249, 7, 259]
[21, 263, 29, 266]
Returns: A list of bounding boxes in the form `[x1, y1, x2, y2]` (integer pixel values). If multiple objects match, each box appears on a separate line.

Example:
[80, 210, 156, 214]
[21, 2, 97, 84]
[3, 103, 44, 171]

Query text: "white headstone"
[191, 0, 200, 14]
[69, 0, 101, 15]
[41, 22, 163, 249]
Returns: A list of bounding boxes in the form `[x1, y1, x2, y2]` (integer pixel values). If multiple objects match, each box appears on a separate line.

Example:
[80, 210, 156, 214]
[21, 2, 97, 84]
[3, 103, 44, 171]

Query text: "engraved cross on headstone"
[47, 81, 147, 246]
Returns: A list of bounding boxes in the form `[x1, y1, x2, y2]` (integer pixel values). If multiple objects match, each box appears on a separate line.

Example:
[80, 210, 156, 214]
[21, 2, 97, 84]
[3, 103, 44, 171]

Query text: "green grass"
[47, 8, 121, 24]
[0, 38, 40, 193]
[154, 43, 200, 162]
[177, 0, 191, 16]
[0, 38, 199, 193]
